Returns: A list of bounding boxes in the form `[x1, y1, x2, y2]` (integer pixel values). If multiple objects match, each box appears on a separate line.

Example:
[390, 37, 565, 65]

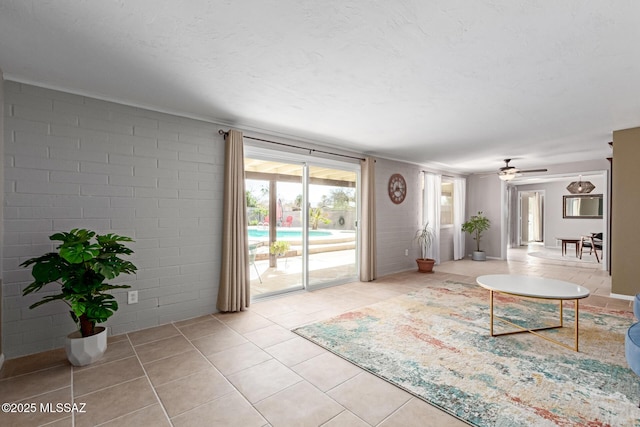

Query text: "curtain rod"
[218, 129, 365, 161]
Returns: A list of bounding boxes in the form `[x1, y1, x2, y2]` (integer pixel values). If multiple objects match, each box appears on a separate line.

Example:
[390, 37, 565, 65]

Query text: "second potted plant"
[21, 229, 137, 366]
[415, 222, 436, 273]
[461, 211, 491, 261]
[269, 240, 291, 257]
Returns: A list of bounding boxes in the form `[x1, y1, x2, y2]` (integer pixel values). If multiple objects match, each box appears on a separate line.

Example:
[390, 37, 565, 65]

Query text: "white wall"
[3, 82, 225, 358]
[465, 174, 503, 257]
[374, 159, 423, 276]
[515, 176, 605, 247]
[467, 159, 610, 260]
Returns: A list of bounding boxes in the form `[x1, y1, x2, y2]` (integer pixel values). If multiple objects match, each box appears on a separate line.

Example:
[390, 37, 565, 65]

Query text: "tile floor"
[0, 247, 631, 427]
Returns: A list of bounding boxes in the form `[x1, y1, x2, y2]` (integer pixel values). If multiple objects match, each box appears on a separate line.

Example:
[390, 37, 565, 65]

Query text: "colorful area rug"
[293, 280, 640, 426]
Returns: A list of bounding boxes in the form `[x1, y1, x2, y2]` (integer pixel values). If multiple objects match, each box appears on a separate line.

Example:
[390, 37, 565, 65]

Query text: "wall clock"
[388, 173, 407, 204]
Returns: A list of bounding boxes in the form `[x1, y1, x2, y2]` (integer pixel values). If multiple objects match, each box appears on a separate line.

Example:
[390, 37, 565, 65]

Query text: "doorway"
[519, 191, 544, 245]
[244, 154, 359, 299]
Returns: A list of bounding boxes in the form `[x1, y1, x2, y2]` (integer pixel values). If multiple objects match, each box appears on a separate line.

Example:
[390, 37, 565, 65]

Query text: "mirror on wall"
[563, 194, 603, 219]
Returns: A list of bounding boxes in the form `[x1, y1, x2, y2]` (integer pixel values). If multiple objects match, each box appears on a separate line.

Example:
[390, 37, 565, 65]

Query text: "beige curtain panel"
[217, 129, 250, 312]
[359, 157, 377, 281]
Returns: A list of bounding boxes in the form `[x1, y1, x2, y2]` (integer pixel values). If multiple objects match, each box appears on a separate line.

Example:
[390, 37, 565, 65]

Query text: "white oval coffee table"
[476, 275, 590, 351]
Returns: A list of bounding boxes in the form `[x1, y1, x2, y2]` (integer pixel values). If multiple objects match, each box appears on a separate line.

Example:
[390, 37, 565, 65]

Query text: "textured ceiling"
[1, 1, 638, 173]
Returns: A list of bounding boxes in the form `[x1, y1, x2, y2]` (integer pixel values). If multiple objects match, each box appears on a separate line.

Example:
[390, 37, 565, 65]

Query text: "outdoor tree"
[309, 207, 331, 230]
[326, 188, 355, 210]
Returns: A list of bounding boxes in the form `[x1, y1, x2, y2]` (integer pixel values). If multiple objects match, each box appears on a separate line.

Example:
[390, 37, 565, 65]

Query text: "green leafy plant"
[415, 222, 435, 259]
[269, 240, 291, 256]
[309, 207, 331, 230]
[461, 211, 491, 252]
[21, 229, 137, 337]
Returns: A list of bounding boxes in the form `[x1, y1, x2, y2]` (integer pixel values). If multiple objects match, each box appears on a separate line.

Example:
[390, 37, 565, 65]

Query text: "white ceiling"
[1, 1, 637, 174]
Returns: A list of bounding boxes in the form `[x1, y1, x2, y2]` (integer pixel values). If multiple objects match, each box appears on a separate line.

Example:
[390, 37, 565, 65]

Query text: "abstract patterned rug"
[293, 280, 640, 426]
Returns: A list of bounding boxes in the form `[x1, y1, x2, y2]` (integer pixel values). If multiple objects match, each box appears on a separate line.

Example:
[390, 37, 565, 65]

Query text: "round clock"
[388, 173, 407, 204]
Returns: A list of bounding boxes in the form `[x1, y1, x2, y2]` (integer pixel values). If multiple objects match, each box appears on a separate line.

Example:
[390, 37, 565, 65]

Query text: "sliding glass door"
[245, 160, 304, 296]
[245, 152, 359, 298]
[307, 165, 358, 289]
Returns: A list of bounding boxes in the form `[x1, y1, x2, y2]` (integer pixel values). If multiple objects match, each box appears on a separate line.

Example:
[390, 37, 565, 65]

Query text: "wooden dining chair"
[579, 232, 603, 263]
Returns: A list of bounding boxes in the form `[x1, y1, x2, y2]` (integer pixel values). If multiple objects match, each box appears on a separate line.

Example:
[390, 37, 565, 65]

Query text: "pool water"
[248, 229, 332, 239]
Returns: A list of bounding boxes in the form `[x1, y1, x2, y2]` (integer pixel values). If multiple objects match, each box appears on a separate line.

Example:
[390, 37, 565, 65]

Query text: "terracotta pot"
[416, 258, 435, 273]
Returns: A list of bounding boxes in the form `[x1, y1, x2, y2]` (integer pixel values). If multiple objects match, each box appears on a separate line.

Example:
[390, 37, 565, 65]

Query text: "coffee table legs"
[488, 290, 580, 352]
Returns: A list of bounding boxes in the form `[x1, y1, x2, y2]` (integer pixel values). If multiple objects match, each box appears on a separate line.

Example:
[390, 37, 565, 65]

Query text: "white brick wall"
[3, 82, 225, 358]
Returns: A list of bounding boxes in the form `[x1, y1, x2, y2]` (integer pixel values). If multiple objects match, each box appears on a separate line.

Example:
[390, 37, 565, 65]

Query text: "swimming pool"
[248, 229, 332, 239]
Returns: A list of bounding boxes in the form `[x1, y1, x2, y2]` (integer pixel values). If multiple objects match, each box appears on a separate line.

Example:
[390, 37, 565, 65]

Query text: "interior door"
[518, 191, 544, 244]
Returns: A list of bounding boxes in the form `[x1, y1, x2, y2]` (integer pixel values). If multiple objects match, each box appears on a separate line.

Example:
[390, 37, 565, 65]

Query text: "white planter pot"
[472, 251, 487, 261]
[65, 326, 107, 366]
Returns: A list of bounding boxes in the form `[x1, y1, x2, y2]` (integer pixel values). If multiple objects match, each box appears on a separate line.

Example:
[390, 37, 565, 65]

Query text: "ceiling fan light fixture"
[496, 159, 548, 181]
[498, 173, 516, 181]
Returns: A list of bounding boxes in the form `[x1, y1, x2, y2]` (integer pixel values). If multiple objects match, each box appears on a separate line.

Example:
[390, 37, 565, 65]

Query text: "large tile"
[223, 311, 275, 334]
[227, 359, 302, 403]
[134, 334, 193, 363]
[108, 333, 130, 344]
[0, 365, 70, 402]
[206, 342, 272, 375]
[74, 356, 144, 396]
[100, 404, 171, 427]
[74, 377, 158, 427]
[250, 299, 297, 319]
[156, 368, 235, 417]
[176, 317, 228, 340]
[292, 352, 362, 392]
[173, 314, 215, 327]
[171, 391, 266, 427]
[265, 336, 325, 366]
[127, 324, 180, 346]
[0, 348, 67, 379]
[268, 309, 329, 329]
[321, 410, 370, 427]
[190, 327, 247, 356]
[41, 417, 73, 427]
[244, 324, 298, 348]
[145, 349, 211, 387]
[255, 380, 344, 427]
[1, 386, 71, 427]
[378, 397, 468, 426]
[327, 372, 412, 426]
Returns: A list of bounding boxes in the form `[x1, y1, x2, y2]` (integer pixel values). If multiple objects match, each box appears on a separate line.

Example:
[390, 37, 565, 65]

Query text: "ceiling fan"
[498, 159, 548, 181]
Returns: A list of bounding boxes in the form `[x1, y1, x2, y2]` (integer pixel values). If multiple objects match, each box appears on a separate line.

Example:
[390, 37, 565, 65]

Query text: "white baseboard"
[610, 293, 635, 301]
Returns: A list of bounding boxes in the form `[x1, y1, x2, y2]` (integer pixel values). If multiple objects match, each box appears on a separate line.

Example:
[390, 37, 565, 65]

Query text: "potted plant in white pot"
[415, 222, 436, 273]
[21, 229, 137, 366]
[461, 211, 491, 261]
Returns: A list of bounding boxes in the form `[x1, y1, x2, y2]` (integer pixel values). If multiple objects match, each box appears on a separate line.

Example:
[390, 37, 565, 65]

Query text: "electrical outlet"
[127, 290, 138, 304]
[405, 249, 409, 256]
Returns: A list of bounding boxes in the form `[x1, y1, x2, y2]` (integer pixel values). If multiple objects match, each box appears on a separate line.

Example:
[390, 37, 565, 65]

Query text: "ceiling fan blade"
[520, 168, 548, 173]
